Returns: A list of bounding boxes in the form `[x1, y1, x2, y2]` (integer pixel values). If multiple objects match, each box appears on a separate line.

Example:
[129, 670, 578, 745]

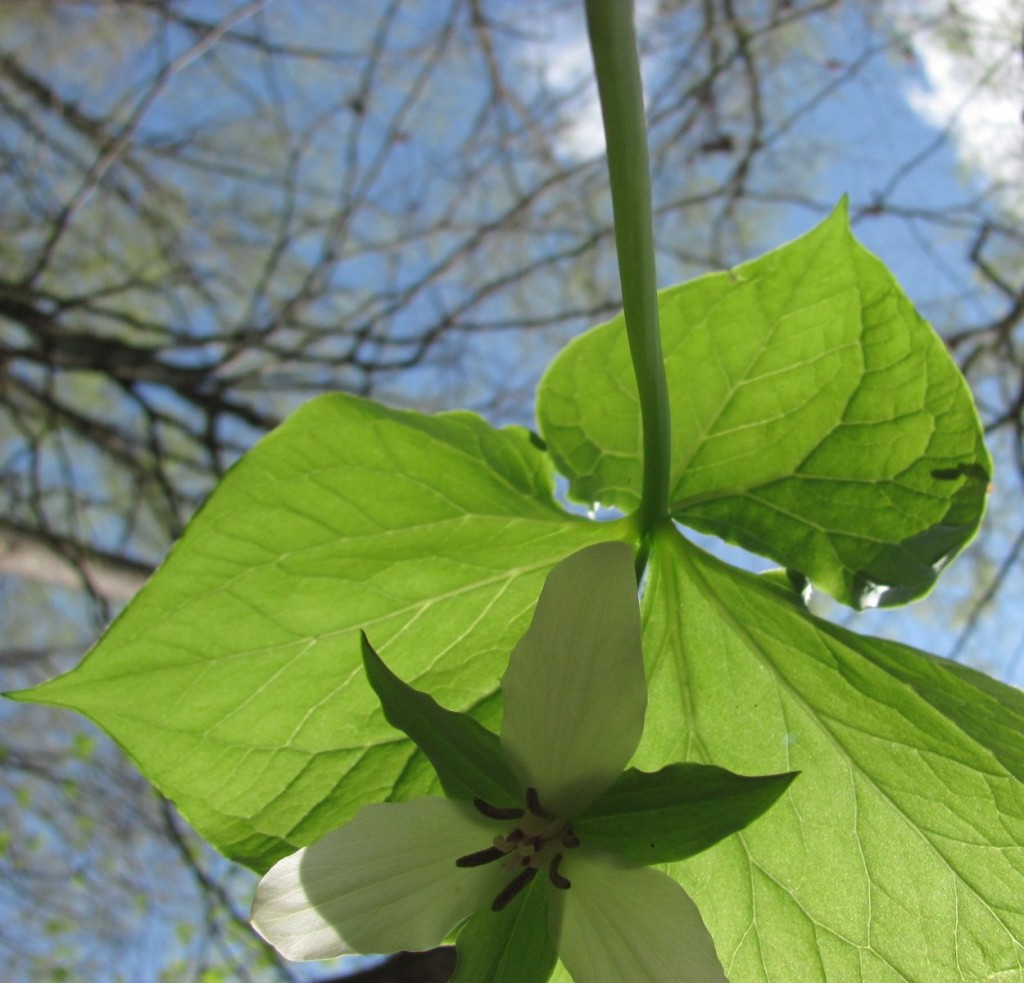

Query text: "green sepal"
[361, 632, 521, 807]
[452, 875, 556, 983]
[575, 762, 797, 864]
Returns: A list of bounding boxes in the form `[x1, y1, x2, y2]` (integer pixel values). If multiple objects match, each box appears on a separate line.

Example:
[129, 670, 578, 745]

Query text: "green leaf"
[537, 202, 991, 607]
[360, 631, 520, 806]
[641, 526, 1024, 982]
[576, 762, 796, 865]
[757, 568, 812, 608]
[14, 393, 625, 871]
[453, 877, 557, 983]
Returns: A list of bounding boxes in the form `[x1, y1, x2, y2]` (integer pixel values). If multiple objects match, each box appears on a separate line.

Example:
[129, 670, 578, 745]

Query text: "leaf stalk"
[584, 0, 671, 564]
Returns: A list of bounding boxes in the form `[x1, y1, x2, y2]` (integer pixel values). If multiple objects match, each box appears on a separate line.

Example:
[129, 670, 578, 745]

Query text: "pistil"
[455, 787, 580, 910]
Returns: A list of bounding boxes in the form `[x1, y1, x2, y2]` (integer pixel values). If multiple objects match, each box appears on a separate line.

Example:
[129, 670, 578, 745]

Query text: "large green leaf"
[641, 526, 1024, 982]
[15, 393, 623, 871]
[537, 203, 991, 607]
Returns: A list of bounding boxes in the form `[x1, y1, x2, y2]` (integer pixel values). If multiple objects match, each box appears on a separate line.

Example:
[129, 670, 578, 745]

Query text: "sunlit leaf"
[538, 203, 990, 607]
[16, 393, 622, 871]
[641, 527, 1024, 982]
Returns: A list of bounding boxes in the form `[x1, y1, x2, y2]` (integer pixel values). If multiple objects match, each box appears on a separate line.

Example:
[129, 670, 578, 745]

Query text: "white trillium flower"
[252, 542, 729, 983]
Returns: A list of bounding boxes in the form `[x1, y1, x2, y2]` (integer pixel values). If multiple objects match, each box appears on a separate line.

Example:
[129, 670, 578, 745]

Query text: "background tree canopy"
[1, 0, 1021, 980]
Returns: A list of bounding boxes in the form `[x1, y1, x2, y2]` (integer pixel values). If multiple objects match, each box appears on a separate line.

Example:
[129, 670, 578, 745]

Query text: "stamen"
[525, 787, 553, 818]
[491, 864, 539, 911]
[548, 852, 571, 890]
[561, 829, 580, 849]
[473, 798, 525, 821]
[456, 846, 505, 868]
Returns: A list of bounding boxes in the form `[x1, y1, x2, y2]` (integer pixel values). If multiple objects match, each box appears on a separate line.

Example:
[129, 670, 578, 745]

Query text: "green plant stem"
[584, 0, 671, 567]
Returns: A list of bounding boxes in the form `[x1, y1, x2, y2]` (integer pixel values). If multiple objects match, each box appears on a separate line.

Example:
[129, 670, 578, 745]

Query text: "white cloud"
[525, 0, 1023, 214]
[524, 0, 661, 160]
[894, 0, 1024, 212]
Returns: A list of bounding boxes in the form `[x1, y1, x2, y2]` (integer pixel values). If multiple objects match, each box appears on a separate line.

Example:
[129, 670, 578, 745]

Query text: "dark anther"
[525, 787, 553, 818]
[473, 798, 525, 821]
[548, 852, 571, 890]
[561, 829, 580, 849]
[456, 846, 505, 868]
[491, 865, 539, 911]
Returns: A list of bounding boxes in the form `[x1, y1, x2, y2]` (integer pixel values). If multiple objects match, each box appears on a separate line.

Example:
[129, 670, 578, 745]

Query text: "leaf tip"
[3, 674, 71, 708]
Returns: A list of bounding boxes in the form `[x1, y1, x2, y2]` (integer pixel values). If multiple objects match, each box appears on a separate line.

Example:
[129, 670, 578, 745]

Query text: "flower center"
[455, 787, 580, 911]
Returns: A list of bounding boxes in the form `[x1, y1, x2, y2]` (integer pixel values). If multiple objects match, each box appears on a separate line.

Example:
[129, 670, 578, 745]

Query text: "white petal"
[501, 541, 645, 816]
[251, 798, 506, 960]
[548, 850, 728, 983]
